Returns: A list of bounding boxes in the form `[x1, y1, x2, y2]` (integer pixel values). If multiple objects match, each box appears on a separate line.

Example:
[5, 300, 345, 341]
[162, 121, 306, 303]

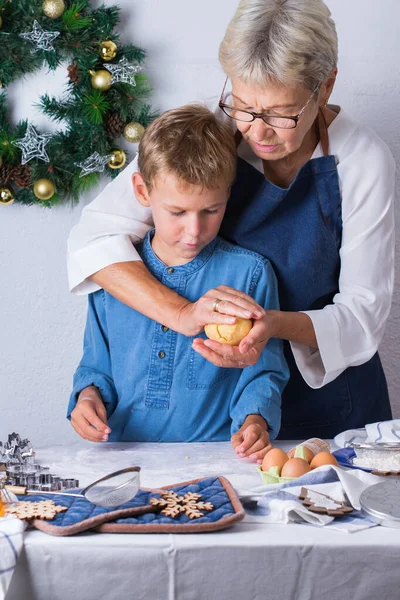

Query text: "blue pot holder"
[20, 475, 245, 536]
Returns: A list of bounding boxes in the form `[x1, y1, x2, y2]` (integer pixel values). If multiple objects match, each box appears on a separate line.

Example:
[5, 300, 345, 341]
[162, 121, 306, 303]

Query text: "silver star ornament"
[14, 124, 52, 165]
[20, 20, 60, 53]
[103, 58, 142, 86]
[75, 152, 113, 177]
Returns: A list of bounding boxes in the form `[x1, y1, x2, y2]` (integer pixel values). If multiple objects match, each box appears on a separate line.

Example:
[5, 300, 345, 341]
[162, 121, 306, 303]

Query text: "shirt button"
[167, 267, 174, 274]
[158, 351, 166, 359]
[161, 325, 169, 333]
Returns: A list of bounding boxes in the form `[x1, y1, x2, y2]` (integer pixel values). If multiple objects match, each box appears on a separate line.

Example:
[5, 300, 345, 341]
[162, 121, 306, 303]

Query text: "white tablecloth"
[6, 441, 400, 600]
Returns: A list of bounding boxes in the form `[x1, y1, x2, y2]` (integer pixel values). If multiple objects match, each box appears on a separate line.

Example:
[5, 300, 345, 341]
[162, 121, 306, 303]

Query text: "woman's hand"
[177, 285, 265, 337]
[192, 310, 281, 368]
[231, 415, 273, 462]
[70, 386, 111, 443]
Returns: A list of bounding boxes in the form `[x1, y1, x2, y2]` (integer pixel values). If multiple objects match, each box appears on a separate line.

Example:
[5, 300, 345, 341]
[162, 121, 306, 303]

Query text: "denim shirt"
[68, 233, 289, 442]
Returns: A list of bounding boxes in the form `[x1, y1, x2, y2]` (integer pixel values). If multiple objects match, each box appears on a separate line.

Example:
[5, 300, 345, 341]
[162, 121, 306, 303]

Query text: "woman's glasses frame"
[218, 77, 319, 130]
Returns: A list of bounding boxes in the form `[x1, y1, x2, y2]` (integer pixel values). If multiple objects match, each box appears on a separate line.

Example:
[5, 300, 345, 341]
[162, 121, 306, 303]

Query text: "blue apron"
[220, 111, 392, 439]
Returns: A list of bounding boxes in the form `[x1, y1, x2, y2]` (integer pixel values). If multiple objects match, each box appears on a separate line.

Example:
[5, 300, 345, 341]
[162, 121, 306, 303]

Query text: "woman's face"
[230, 78, 321, 161]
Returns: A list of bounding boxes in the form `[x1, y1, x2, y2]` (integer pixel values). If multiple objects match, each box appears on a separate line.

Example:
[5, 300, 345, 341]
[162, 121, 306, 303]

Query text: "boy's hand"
[70, 386, 111, 443]
[178, 285, 265, 337]
[231, 415, 273, 463]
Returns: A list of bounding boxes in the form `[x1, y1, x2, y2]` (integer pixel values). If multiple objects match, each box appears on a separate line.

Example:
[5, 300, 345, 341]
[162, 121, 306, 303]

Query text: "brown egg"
[205, 318, 253, 346]
[287, 446, 315, 463]
[261, 448, 289, 473]
[309, 452, 338, 469]
[281, 458, 311, 478]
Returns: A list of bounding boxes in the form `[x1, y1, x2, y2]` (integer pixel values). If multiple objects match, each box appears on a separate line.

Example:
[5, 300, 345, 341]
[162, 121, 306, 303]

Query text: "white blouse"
[67, 109, 396, 389]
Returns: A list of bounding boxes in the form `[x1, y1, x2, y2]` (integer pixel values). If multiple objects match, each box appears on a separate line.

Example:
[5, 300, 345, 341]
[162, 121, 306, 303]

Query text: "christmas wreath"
[0, 0, 156, 206]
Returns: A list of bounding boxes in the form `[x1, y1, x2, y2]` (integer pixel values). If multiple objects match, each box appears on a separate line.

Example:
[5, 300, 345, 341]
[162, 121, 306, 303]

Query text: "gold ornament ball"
[0, 15, 2, 29]
[124, 122, 145, 144]
[100, 41, 118, 61]
[33, 179, 56, 201]
[0, 186, 15, 205]
[90, 69, 112, 91]
[42, 0, 66, 19]
[107, 149, 126, 170]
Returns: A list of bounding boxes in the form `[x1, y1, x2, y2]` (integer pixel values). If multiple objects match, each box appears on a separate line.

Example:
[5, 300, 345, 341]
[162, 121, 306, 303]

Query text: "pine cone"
[105, 112, 125, 137]
[67, 61, 80, 85]
[0, 164, 13, 184]
[12, 164, 32, 189]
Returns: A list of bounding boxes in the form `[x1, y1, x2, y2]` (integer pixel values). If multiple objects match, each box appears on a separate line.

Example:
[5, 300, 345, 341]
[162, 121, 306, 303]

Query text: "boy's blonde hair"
[138, 104, 237, 191]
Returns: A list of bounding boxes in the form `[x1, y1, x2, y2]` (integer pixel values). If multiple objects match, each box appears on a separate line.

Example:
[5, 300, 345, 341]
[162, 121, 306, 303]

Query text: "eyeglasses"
[218, 77, 319, 130]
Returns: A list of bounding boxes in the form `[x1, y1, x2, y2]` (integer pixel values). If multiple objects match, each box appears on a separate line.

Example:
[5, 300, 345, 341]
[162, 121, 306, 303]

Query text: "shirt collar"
[141, 229, 218, 277]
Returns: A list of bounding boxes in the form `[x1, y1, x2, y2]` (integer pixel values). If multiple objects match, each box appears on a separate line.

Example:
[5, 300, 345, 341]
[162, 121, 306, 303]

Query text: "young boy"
[67, 105, 289, 461]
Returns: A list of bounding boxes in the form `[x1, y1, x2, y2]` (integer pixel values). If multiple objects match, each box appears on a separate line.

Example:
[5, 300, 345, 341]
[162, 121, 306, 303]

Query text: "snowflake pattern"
[13, 124, 52, 165]
[20, 20, 60, 53]
[150, 490, 214, 520]
[104, 58, 142, 87]
[5, 500, 68, 521]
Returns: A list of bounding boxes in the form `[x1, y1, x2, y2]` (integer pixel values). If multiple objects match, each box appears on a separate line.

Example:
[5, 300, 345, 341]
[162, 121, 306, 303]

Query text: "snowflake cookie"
[5, 500, 68, 521]
[150, 490, 214, 519]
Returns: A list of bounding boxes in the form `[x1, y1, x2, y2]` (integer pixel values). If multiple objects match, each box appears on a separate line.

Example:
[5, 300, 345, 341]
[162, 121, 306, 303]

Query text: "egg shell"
[280, 458, 311, 478]
[309, 452, 338, 469]
[261, 448, 289, 473]
[288, 445, 315, 463]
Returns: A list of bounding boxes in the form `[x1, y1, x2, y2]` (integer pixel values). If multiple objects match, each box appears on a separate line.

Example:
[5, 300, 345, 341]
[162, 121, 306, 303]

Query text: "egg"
[287, 445, 315, 463]
[309, 452, 338, 469]
[280, 458, 311, 478]
[261, 448, 289, 473]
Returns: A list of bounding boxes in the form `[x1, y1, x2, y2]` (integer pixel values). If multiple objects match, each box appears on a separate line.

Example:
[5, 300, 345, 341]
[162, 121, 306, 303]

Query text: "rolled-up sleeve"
[67, 154, 154, 294]
[291, 132, 395, 388]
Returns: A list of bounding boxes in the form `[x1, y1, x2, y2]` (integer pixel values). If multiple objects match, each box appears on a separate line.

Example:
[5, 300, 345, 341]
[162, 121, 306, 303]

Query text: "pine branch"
[38, 94, 77, 122]
[120, 44, 146, 64]
[63, 2, 93, 31]
[137, 104, 159, 127]
[15, 187, 37, 206]
[71, 171, 100, 196]
[81, 91, 111, 125]
[0, 130, 19, 161]
[0, 92, 9, 128]
[92, 6, 120, 36]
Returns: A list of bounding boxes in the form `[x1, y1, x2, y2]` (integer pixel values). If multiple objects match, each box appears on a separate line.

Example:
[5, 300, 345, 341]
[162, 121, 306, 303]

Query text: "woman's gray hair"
[219, 0, 338, 91]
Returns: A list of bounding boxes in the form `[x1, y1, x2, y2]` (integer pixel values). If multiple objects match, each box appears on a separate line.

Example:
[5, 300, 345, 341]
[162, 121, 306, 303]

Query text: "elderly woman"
[67, 0, 395, 456]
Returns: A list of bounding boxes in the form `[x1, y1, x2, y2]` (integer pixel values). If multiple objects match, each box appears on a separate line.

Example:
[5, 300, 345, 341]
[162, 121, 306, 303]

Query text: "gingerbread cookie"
[298, 487, 353, 516]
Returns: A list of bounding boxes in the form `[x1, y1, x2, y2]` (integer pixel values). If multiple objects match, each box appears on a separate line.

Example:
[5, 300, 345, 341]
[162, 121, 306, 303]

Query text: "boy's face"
[133, 171, 230, 265]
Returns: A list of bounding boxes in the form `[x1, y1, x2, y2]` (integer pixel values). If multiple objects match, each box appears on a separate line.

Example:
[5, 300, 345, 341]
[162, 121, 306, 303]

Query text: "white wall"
[1, 0, 399, 446]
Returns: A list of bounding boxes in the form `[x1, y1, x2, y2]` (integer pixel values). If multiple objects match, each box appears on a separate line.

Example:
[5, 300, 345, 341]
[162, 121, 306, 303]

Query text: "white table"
[6, 441, 400, 600]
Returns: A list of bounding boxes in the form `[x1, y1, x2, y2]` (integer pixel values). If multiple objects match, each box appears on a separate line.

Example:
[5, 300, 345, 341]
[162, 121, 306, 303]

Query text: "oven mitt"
[19, 476, 244, 536]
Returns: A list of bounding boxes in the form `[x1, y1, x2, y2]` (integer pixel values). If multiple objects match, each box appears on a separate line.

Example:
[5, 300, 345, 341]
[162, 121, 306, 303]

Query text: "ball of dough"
[204, 318, 253, 346]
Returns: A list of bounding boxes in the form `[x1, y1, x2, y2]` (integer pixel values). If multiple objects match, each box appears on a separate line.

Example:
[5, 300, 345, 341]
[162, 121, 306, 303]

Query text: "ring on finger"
[212, 298, 223, 312]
